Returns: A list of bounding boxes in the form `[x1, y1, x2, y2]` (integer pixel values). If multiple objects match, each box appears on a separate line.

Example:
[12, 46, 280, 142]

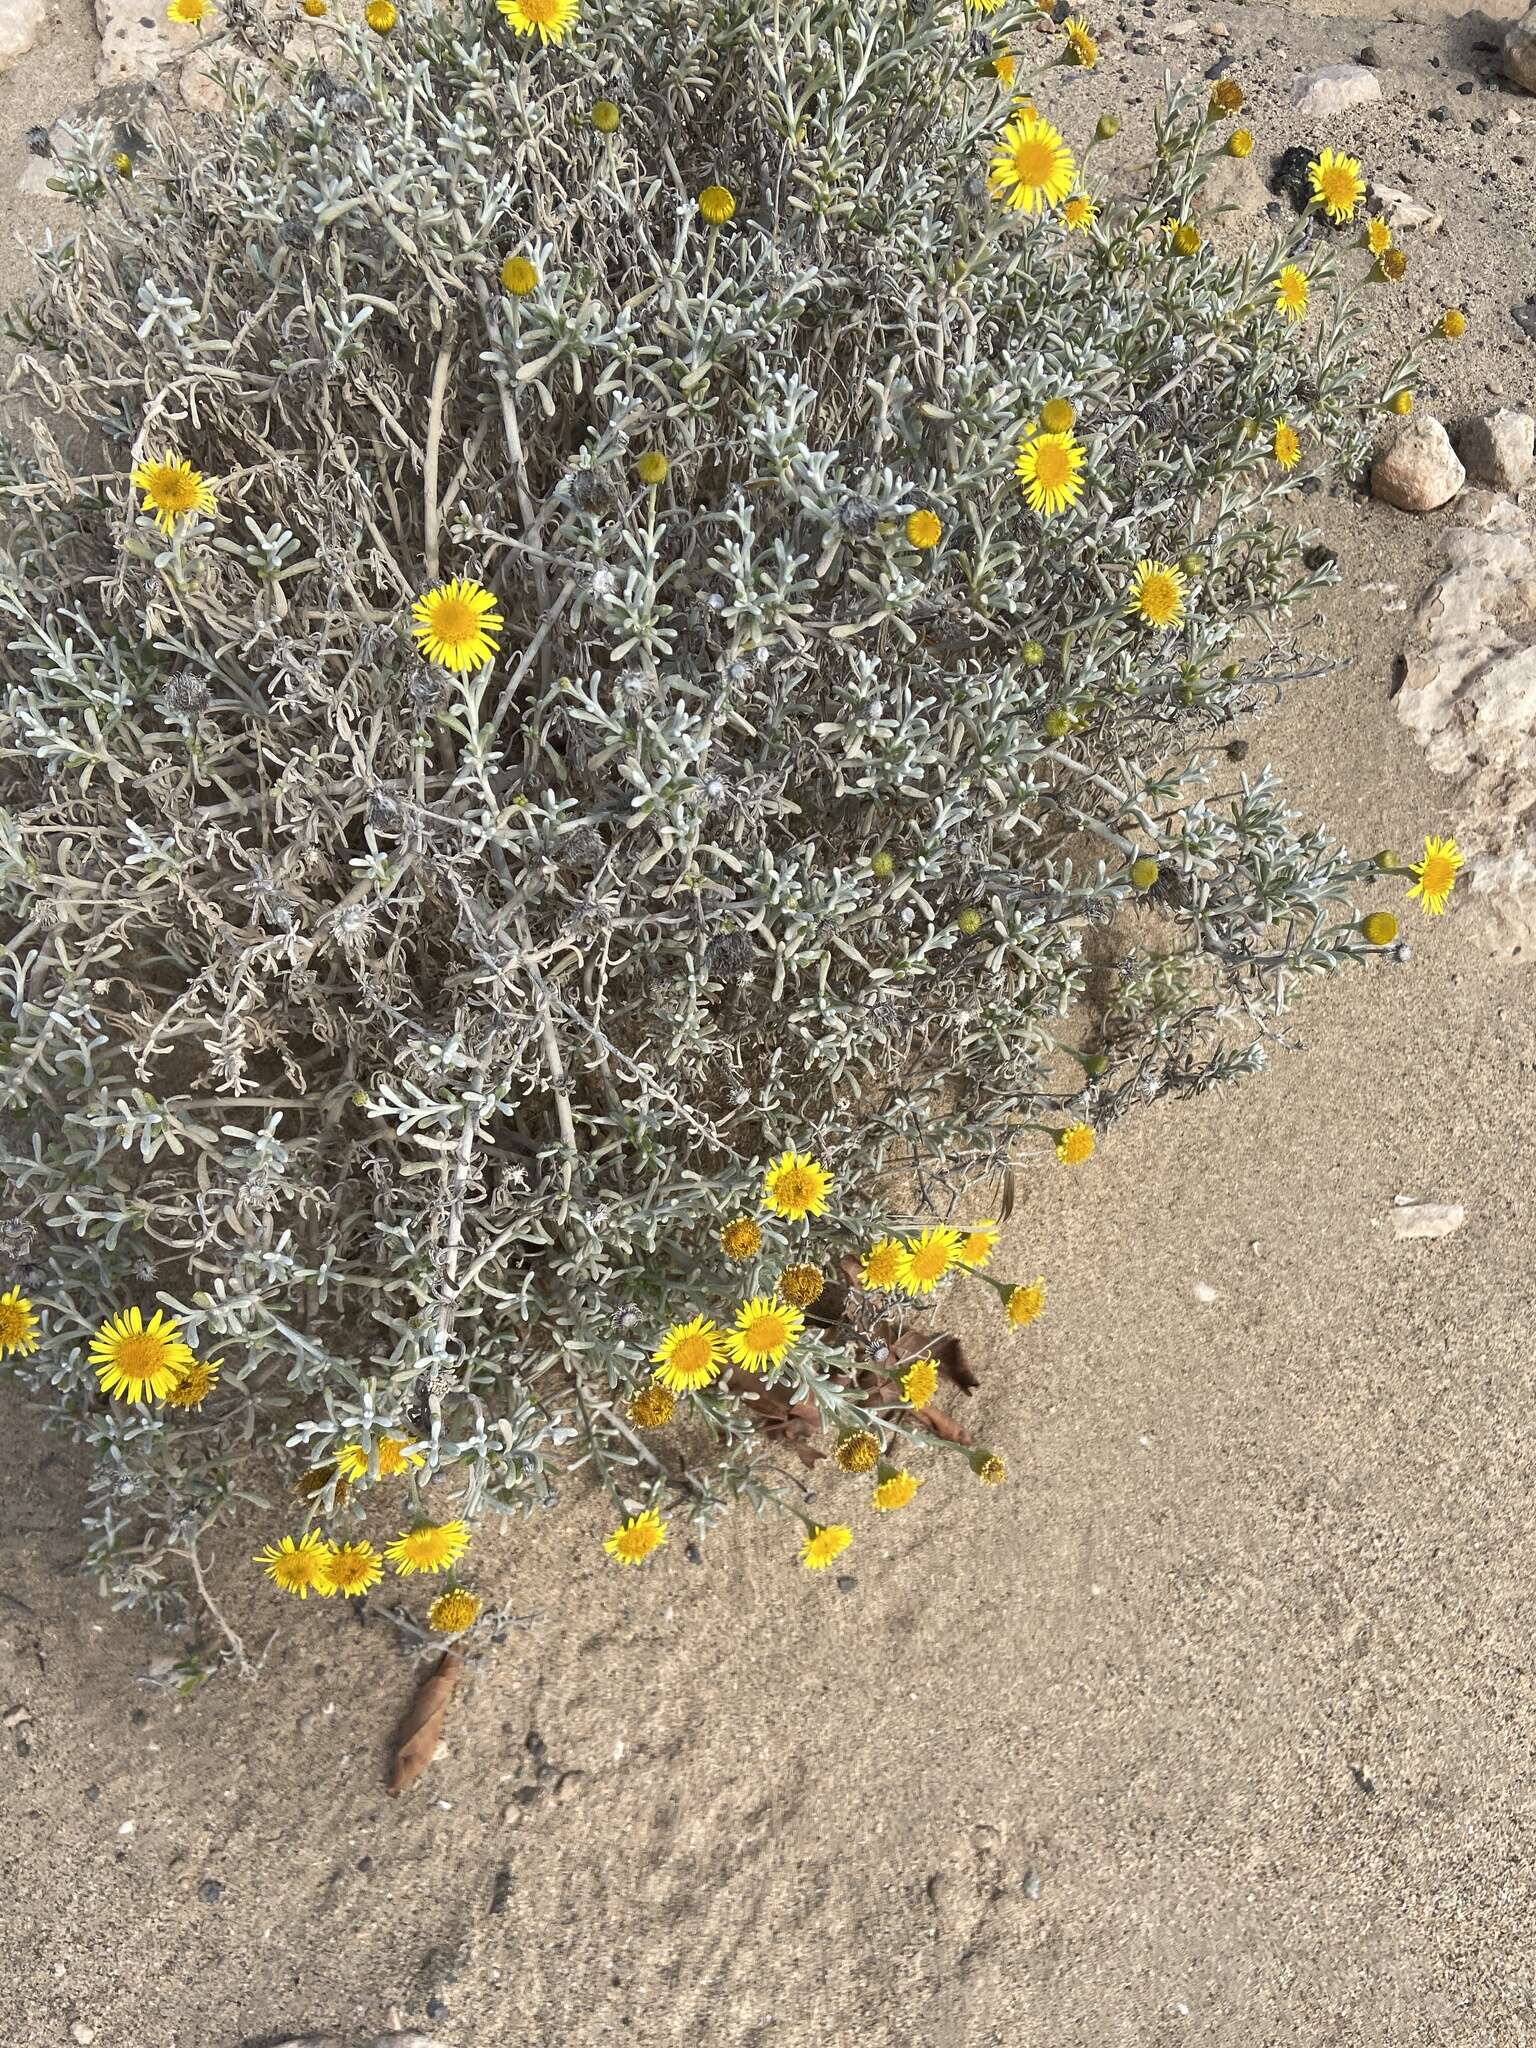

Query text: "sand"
[3, 4, 1536, 2044]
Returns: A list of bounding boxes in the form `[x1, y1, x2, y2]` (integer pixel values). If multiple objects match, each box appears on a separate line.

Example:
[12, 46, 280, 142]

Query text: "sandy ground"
[4, 4, 1536, 2046]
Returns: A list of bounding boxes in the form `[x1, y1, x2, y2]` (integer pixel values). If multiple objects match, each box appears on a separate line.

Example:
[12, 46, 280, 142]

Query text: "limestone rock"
[1292, 63, 1383, 119]
[18, 153, 72, 199]
[1504, 5, 1536, 94]
[1391, 1200, 1466, 1241]
[1456, 408, 1536, 493]
[94, 0, 182, 85]
[1371, 181, 1444, 238]
[0, 0, 45, 71]
[1370, 416, 1465, 514]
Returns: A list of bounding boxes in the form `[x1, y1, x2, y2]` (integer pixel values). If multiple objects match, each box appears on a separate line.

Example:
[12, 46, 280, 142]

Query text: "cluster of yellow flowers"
[256, 1523, 480, 1633]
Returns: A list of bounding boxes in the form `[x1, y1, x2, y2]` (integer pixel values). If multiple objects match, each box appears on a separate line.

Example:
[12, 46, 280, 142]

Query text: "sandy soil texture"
[3, 4, 1536, 2045]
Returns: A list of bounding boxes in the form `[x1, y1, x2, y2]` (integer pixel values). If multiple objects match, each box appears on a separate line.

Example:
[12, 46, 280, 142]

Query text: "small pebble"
[426, 1996, 449, 2020]
[490, 1865, 513, 1915]
[526, 1730, 545, 1757]
[684, 1541, 703, 1565]
[1192, 1281, 1218, 1305]
[71, 2027, 96, 2046]
[1023, 1869, 1044, 1900]
[197, 1877, 224, 1903]
[835, 1574, 857, 1594]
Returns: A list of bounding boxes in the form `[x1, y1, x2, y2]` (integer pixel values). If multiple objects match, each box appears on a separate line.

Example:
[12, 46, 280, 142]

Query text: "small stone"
[1456, 409, 1536, 492]
[490, 1864, 513, 1915]
[1292, 62, 1383, 119]
[1371, 182, 1443, 236]
[1357, 44, 1381, 66]
[1504, 5, 1536, 95]
[511, 1783, 538, 1806]
[1391, 1199, 1466, 1240]
[1515, 301, 1536, 342]
[552, 1770, 585, 1802]
[1192, 1281, 1219, 1305]
[0, 0, 45, 70]
[197, 1877, 224, 1903]
[1023, 1868, 1044, 1900]
[525, 1729, 545, 1757]
[93, 0, 177, 83]
[835, 1573, 857, 1594]
[1370, 416, 1465, 514]
[1194, 150, 1267, 234]
[70, 2027, 96, 2046]
[1456, 79, 1475, 94]
[425, 1996, 449, 2020]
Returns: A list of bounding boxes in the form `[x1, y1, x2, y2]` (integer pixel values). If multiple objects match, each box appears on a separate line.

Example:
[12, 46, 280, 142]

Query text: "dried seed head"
[704, 931, 755, 980]
[838, 494, 877, 536]
[280, 216, 315, 249]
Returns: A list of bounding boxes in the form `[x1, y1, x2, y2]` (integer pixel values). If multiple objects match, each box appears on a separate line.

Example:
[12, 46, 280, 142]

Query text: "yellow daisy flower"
[1209, 78, 1244, 115]
[872, 1467, 923, 1512]
[166, 0, 210, 22]
[1127, 559, 1187, 630]
[1360, 911, 1398, 946]
[834, 1428, 882, 1474]
[779, 1262, 825, 1307]
[897, 1225, 965, 1296]
[958, 1221, 999, 1270]
[971, 1450, 1007, 1485]
[628, 1383, 677, 1429]
[634, 451, 669, 486]
[500, 255, 539, 296]
[800, 1524, 852, 1571]
[1438, 308, 1467, 340]
[162, 1356, 221, 1409]
[428, 1587, 483, 1631]
[363, 0, 394, 29]
[762, 1149, 833, 1220]
[989, 112, 1076, 214]
[721, 1216, 763, 1261]
[1062, 16, 1097, 65]
[132, 454, 216, 532]
[591, 98, 621, 132]
[409, 577, 504, 674]
[1015, 429, 1086, 517]
[1376, 247, 1407, 283]
[386, 1521, 471, 1576]
[1227, 129, 1254, 158]
[1364, 215, 1392, 256]
[651, 1314, 727, 1392]
[1039, 397, 1076, 435]
[1309, 147, 1366, 225]
[905, 508, 942, 550]
[255, 1530, 332, 1598]
[322, 1541, 383, 1597]
[1388, 390, 1414, 417]
[1167, 219, 1202, 257]
[900, 1356, 939, 1408]
[495, 0, 578, 42]
[861, 1238, 905, 1289]
[1273, 420, 1300, 471]
[1054, 1122, 1096, 1165]
[993, 51, 1017, 87]
[334, 1435, 424, 1481]
[1061, 192, 1098, 230]
[604, 1509, 667, 1565]
[1406, 834, 1463, 916]
[1005, 1278, 1047, 1328]
[1272, 265, 1309, 321]
[698, 184, 736, 225]
[90, 1306, 194, 1404]
[0, 1286, 40, 1360]
[726, 1295, 804, 1372]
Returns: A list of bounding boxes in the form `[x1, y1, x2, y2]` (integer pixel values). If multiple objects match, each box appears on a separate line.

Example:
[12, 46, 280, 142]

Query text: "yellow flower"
[834, 1428, 881, 1473]
[1039, 397, 1076, 435]
[993, 51, 1016, 87]
[628, 1383, 677, 1429]
[1406, 834, 1463, 916]
[971, 1450, 1007, 1485]
[363, 0, 394, 28]
[495, 0, 578, 42]
[428, 1586, 483, 1631]
[255, 1531, 332, 1598]
[1129, 855, 1160, 889]
[334, 1435, 424, 1481]
[1388, 390, 1414, 416]
[166, 0, 210, 22]
[870, 850, 895, 880]
[720, 1216, 763, 1262]
[1226, 129, 1253, 158]
[1360, 911, 1398, 946]
[1209, 78, 1244, 115]
[958, 1220, 998, 1270]
[163, 1356, 222, 1409]
[90, 1306, 194, 1403]
[1015, 430, 1086, 517]
[779, 1262, 825, 1307]
[1128, 559, 1186, 630]
[500, 254, 539, 296]
[966, 0, 1004, 12]
[132, 454, 216, 533]
[1006, 1278, 1047, 1328]
[1438, 308, 1467, 340]
[726, 1294, 804, 1371]
[905, 508, 942, 550]
[989, 112, 1076, 214]
[872, 1466, 923, 1512]
[1376, 247, 1407, 283]
[1309, 148, 1365, 225]
[956, 906, 983, 936]
[112, 150, 134, 174]
[605, 1509, 667, 1565]
[410, 577, 504, 674]
[322, 1541, 383, 1597]
[591, 98, 621, 132]
[1273, 420, 1300, 471]
[762, 1149, 833, 1220]
[1364, 216, 1392, 256]
[651, 1314, 726, 1392]
[1054, 1122, 1096, 1165]
[1062, 16, 1097, 66]
[0, 1286, 40, 1360]
[299, 0, 325, 14]
[861, 1238, 905, 1289]
[1168, 219, 1202, 258]
[635, 450, 669, 486]
[698, 184, 736, 225]
[800, 1524, 852, 1571]
[386, 1521, 470, 1576]
[900, 1356, 939, 1408]
[1272, 265, 1309, 322]
[897, 1225, 965, 1295]
[1061, 192, 1098, 230]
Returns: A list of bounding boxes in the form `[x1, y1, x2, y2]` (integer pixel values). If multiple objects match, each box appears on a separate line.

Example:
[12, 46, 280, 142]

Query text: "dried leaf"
[737, 1371, 824, 1467]
[862, 1376, 974, 1446]
[931, 1331, 980, 1395]
[386, 1650, 463, 1796]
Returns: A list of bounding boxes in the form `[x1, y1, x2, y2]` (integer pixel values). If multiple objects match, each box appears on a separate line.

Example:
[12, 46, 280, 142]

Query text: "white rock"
[94, 0, 181, 84]
[1371, 417, 1465, 514]
[1292, 63, 1383, 119]
[1191, 1281, 1218, 1305]
[18, 155, 72, 200]
[1456, 409, 1536, 493]
[69, 2027, 96, 2047]
[0, 0, 44, 70]
[1371, 182, 1444, 237]
[1194, 151, 1268, 234]
[1504, 5, 1536, 94]
[1391, 1200, 1466, 1241]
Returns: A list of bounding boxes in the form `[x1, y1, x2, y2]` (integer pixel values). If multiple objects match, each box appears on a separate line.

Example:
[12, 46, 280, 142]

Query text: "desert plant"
[0, 0, 1433, 1638]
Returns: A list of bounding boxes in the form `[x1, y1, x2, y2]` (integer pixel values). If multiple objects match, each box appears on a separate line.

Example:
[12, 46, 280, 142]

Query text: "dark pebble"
[1204, 58, 1226, 78]
[1226, 738, 1251, 762]
[835, 1574, 858, 1594]
[1456, 79, 1475, 94]
[197, 1878, 224, 1904]
[357, 1855, 374, 1874]
[1303, 544, 1338, 571]
[684, 1541, 703, 1565]
[1472, 117, 1491, 133]
[1514, 301, 1536, 341]
[427, 1997, 449, 2020]
[1358, 45, 1380, 65]
[513, 1784, 539, 1807]
[526, 1730, 545, 1757]
[129, 1708, 148, 1727]
[1429, 53, 1440, 67]
[490, 1865, 513, 1916]
[84, 1785, 100, 1804]
[1428, 106, 1448, 122]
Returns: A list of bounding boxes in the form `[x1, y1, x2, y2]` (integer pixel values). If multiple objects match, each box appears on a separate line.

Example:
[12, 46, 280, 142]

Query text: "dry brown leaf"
[386, 1650, 463, 1797]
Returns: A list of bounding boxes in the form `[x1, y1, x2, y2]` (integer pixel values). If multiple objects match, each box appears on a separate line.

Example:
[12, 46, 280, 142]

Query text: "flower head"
[1128, 560, 1187, 630]
[779, 1262, 825, 1307]
[132, 454, 216, 533]
[1406, 835, 1463, 916]
[1062, 17, 1097, 66]
[1388, 390, 1414, 416]
[386, 1521, 470, 1576]
[1364, 216, 1392, 256]
[1209, 78, 1244, 115]
[635, 450, 669, 486]
[592, 98, 621, 132]
[861, 1238, 905, 1290]
[726, 1295, 804, 1371]
[322, 1541, 383, 1597]
[1273, 420, 1300, 471]
[605, 1509, 667, 1565]
[897, 1225, 965, 1295]
[905, 508, 942, 550]
[1375, 246, 1408, 283]
[334, 1435, 423, 1481]
[698, 184, 736, 225]
[992, 51, 1017, 87]
[1015, 429, 1086, 517]
[299, 0, 325, 14]
[834, 1428, 881, 1474]
[1061, 192, 1098, 230]
[163, 1356, 221, 1409]
[1054, 1122, 1096, 1165]
[255, 1530, 332, 1598]
[762, 1150, 833, 1220]
[1272, 265, 1309, 322]
[956, 907, 984, 936]
[720, 1216, 763, 1262]
[363, 0, 394, 29]
[1039, 397, 1076, 435]
[1130, 855, 1160, 889]
[0, 1286, 40, 1360]
[652, 1314, 726, 1392]
[1360, 911, 1399, 946]
[166, 0, 210, 22]
[410, 578, 504, 674]
[989, 112, 1076, 214]
[958, 1221, 998, 1270]
[872, 1466, 923, 1511]
[970, 1450, 1008, 1486]
[1438, 307, 1467, 340]
[901, 1356, 939, 1408]
[500, 255, 539, 296]
[628, 1383, 677, 1429]
[1006, 1278, 1047, 1328]
[428, 1587, 483, 1631]
[1226, 128, 1253, 158]
[800, 1524, 852, 1571]
[91, 1307, 194, 1403]
[1309, 148, 1365, 225]
[495, 0, 578, 42]
[1168, 219, 1202, 257]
